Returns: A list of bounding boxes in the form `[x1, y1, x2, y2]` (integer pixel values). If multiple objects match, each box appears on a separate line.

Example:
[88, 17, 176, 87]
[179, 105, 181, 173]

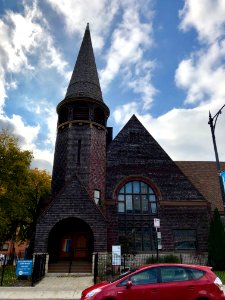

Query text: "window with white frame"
[94, 190, 101, 205]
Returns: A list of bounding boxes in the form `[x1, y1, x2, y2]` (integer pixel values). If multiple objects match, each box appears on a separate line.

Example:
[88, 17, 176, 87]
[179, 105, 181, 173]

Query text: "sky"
[0, 0, 225, 173]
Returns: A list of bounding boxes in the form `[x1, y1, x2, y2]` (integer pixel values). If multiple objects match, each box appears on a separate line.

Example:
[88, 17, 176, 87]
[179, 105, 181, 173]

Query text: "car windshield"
[110, 269, 137, 283]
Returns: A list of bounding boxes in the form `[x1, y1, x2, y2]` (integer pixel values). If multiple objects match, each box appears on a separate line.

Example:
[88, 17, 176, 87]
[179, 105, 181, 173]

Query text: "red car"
[81, 263, 225, 300]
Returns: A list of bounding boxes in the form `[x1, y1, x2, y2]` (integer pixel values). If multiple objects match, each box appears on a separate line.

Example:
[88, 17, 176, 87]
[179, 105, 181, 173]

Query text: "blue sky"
[0, 0, 225, 173]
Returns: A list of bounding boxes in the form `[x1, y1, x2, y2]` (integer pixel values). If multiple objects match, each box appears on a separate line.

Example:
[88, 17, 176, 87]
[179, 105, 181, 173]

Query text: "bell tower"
[51, 23, 110, 203]
[35, 24, 109, 259]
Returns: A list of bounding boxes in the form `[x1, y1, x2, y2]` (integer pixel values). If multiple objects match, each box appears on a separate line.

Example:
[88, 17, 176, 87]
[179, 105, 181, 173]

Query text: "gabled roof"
[107, 115, 174, 163]
[106, 115, 206, 202]
[176, 161, 225, 211]
[65, 23, 103, 102]
[37, 174, 107, 221]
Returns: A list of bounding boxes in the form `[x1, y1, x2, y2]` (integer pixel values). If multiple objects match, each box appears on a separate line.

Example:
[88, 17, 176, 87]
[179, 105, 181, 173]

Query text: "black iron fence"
[93, 252, 208, 283]
[0, 253, 47, 286]
[31, 253, 46, 286]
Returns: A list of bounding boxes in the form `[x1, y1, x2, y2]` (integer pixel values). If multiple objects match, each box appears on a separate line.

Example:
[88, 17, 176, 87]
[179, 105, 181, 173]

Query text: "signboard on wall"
[16, 260, 33, 276]
[112, 245, 121, 266]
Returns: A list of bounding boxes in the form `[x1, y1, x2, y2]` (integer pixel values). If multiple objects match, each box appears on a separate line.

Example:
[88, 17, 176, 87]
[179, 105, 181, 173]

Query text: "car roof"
[137, 263, 212, 272]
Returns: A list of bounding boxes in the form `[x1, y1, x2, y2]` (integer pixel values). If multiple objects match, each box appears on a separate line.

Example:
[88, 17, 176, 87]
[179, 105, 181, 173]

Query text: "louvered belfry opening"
[73, 102, 89, 121]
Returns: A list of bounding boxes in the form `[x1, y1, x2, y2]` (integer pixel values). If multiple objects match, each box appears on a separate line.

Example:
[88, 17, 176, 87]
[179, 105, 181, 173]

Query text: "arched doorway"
[48, 218, 94, 272]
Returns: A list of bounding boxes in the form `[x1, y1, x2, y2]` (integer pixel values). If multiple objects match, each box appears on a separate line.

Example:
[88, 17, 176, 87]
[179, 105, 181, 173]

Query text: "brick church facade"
[34, 25, 223, 269]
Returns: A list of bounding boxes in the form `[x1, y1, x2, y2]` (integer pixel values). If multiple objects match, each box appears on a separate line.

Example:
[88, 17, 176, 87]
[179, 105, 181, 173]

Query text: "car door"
[116, 267, 160, 300]
[158, 266, 195, 300]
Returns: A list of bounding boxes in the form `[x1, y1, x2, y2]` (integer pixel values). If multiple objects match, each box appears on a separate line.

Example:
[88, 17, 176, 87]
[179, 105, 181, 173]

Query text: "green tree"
[0, 130, 33, 244]
[208, 208, 225, 270]
[23, 168, 51, 257]
[19, 168, 51, 242]
[0, 130, 51, 249]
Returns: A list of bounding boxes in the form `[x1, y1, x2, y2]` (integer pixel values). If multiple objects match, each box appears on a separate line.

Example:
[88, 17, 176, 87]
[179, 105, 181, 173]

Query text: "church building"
[34, 24, 222, 272]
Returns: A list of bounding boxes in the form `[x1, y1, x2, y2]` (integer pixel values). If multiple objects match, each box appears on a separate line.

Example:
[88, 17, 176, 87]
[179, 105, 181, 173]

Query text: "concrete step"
[48, 260, 92, 273]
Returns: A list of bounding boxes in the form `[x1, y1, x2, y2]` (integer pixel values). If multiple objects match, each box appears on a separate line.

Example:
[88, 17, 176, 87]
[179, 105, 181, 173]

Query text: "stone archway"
[47, 217, 94, 273]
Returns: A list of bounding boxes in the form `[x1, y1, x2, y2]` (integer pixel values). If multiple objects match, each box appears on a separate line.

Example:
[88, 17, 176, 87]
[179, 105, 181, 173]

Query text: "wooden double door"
[48, 218, 94, 262]
[60, 232, 89, 259]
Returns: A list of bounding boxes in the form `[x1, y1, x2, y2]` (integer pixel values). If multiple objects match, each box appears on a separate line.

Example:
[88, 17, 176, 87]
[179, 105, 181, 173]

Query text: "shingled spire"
[65, 23, 103, 102]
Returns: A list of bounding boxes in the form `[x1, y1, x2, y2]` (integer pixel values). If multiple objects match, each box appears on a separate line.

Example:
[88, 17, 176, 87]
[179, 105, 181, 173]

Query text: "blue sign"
[221, 171, 225, 192]
[16, 260, 33, 276]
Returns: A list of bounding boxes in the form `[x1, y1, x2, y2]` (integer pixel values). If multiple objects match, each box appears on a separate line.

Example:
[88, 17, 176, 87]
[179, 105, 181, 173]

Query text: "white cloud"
[99, 1, 155, 111]
[0, 1, 69, 107]
[0, 2, 42, 73]
[39, 39, 68, 76]
[150, 106, 225, 162]
[0, 67, 6, 112]
[112, 102, 225, 162]
[126, 60, 157, 109]
[113, 102, 139, 124]
[175, 0, 225, 120]
[117, 0, 224, 162]
[23, 96, 57, 147]
[175, 42, 225, 105]
[0, 1, 69, 171]
[46, 0, 156, 110]
[0, 111, 55, 172]
[31, 148, 54, 172]
[179, 0, 225, 44]
[100, 5, 153, 88]
[0, 113, 40, 149]
[46, 0, 119, 49]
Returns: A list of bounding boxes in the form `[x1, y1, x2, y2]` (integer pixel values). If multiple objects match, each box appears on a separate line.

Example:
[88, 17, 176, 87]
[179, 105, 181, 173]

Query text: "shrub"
[146, 254, 180, 264]
[208, 208, 225, 270]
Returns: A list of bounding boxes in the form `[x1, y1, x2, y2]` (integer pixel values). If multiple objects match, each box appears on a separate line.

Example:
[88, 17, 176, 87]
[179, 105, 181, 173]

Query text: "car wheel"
[196, 298, 209, 300]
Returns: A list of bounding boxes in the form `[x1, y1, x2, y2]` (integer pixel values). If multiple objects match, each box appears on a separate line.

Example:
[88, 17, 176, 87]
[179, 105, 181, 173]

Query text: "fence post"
[180, 253, 182, 264]
[32, 253, 46, 286]
[94, 253, 98, 284]
[0, 255, 7, 286]
[123, 254, 126, 271]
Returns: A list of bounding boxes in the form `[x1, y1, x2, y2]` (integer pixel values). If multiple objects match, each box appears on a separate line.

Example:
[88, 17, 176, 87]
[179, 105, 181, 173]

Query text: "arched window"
[118, 181, 157, 215]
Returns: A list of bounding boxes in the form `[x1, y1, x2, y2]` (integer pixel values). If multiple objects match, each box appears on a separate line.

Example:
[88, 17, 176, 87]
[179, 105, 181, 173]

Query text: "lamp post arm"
[208, 111, 221, 172]
[209, 104, 225, 131]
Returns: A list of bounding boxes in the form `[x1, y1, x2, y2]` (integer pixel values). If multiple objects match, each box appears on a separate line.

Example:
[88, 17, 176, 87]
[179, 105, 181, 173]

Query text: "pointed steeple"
[65, 23, 103, 102]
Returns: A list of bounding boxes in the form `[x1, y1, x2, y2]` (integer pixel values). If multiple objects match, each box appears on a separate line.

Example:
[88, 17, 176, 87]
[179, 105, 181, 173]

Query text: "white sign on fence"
[112, 245, 121, 266]
[154, 218, 160, 228]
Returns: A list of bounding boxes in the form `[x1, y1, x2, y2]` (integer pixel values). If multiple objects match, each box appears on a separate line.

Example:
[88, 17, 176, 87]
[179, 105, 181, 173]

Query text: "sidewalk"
[0, 275, 224, 300]
[0, 274, 94, 300]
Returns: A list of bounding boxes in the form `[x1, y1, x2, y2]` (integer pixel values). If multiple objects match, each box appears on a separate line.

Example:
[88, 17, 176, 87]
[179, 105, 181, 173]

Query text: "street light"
[208, 104, 225, 209]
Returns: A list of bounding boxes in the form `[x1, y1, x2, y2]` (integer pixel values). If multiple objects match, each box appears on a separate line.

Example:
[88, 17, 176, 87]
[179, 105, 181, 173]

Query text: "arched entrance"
[48, 217, 94, 273]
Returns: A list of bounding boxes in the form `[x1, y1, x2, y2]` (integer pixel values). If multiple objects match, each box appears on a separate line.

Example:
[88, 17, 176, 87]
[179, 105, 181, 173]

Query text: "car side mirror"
[126, 281, 133, 289]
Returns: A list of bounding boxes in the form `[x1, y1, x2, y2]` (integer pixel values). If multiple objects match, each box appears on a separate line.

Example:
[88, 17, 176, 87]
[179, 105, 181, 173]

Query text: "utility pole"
[208, 104, 225, 209]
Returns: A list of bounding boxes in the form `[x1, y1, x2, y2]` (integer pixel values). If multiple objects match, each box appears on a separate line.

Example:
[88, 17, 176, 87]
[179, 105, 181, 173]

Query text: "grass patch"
[215, 271, 225, 284]
[0, 266, 31, 286]
[0, 266, 17, 286]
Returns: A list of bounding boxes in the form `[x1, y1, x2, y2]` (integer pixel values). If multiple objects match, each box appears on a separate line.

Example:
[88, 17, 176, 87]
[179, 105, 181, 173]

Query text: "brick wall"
[159, 205, 210, 251]
[34, 177, 107, 253]
[89, 125, 107, 202]
[105, 115, 209, 252]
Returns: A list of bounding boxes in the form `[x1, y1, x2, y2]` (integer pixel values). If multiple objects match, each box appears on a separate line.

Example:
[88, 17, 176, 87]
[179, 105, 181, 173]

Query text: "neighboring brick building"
[34, 24, 224, 271]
